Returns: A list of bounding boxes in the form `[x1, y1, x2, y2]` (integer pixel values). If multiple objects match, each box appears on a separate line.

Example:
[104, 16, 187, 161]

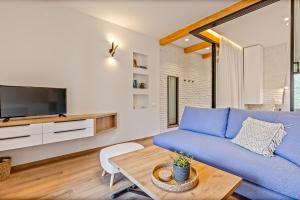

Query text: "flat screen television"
[0, 85, 66, 119]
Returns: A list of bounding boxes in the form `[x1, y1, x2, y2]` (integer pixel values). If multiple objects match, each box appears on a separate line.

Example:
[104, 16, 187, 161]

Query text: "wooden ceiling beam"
[202, 50, 220, 59]
[202, 52, 212, 59]
[160, 0, 277, 46]
[198, 31, 220, 44]
[184, 42, 211, 53]
[184, 30, 220, 54]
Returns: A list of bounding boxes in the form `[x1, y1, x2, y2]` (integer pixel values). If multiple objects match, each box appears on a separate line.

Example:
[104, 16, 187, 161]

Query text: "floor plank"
[0, 138, 152, 200]
[0, 137, 240, 200]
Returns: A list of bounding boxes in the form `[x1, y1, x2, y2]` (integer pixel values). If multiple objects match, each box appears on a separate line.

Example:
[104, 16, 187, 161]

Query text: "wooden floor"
[0, 137, 239, 200]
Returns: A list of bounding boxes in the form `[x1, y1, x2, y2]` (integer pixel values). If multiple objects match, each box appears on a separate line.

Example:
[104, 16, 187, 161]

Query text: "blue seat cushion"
[226, 108, 300, 167]
[153, 130, 300, 199]
[179, 106, 229, 137]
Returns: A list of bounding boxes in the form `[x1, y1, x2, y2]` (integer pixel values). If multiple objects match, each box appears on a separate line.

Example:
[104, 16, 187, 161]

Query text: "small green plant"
[171, 152, 192, 168]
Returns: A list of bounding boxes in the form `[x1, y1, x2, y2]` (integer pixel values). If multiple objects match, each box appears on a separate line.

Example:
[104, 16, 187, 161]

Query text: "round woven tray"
[151, 163, 198, 192]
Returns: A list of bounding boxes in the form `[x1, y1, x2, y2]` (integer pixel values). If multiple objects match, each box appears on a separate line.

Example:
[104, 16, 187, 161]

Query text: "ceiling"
[63, 0, 290, 50]
[62, 0, 238, 39]
[213, 0, 290, 47]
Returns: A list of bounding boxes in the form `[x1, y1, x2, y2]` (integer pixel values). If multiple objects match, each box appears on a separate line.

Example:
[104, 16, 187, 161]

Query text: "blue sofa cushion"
[179, 107, 229, 137]
[226, 108, 300, 167]
[225, 108, 278, 139]
[275, 114, 300, 167]
[154, 130, 300, 199]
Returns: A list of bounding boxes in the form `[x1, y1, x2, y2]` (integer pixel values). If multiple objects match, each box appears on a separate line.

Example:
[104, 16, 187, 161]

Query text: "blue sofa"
[154, 107, 300, 200]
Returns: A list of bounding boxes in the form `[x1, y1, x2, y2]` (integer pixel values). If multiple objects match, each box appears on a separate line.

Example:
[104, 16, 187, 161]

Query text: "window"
[167, 76, 179, 127]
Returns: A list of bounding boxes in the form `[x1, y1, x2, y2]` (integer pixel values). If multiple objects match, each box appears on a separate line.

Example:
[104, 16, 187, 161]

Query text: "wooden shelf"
[95, 114, 117, 135]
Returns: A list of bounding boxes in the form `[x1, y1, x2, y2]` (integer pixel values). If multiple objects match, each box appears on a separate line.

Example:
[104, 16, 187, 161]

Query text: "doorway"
[167, 76, 179, 128]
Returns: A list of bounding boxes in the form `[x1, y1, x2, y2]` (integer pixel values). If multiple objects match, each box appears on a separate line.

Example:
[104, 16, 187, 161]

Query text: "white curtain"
[217, 37, 244, 108]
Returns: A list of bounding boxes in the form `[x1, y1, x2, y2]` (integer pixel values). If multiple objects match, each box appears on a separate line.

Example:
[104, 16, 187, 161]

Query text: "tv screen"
[0, 85, 66, 118]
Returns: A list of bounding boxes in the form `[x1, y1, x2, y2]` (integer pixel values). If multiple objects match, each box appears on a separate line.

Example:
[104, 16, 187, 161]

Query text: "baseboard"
[11, 136, 153, 173]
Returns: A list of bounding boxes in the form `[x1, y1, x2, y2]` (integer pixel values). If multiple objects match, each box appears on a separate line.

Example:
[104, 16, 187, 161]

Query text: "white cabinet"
[43, 119, 94, 144]
[0, 124, 43, 151]
[43, 128, 94, 144]
[0, 119, 94, 151]
[244, 45, 264, 104]
[43, 119, 94, 133]
[0, 113, 116, 152]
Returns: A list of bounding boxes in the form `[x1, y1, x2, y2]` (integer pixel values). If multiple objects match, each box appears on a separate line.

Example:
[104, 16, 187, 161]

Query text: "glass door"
[293, 0, 300, 111]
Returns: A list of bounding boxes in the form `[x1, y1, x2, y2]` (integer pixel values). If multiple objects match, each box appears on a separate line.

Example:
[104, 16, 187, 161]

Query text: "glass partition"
[293, 0, 300, 111]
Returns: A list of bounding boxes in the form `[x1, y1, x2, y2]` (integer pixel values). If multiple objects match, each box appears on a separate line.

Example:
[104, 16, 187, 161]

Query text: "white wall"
[160, 45, 211, 131]
[0, 2, 160, 165]
[246, 43, 290, 111]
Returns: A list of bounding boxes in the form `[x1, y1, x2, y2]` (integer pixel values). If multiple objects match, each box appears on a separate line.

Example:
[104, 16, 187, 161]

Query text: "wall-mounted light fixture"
[109, 42, 118, 57]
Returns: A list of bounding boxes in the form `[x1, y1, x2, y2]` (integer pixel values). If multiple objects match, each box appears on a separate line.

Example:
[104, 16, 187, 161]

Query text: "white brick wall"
[160, 45, 211, 132]
[246, 43, 290, 111]
[159, 43, 290, 132]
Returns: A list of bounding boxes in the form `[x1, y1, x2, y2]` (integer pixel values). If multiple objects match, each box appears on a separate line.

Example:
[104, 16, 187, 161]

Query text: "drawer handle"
[0, 124, 30, 128]
[0, 135, 31, 140]
[54, 128, 87, 134]
[54, 119, 86, 123]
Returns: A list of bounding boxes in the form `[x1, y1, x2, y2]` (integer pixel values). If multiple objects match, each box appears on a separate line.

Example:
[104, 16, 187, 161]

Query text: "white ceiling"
[62, 0, 238, 39]
[63, 0, 290, 50]
[213, 0, 290, 47]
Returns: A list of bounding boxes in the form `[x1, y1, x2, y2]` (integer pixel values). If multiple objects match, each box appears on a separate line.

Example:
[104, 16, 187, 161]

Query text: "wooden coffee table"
[110, 145, 242, 200]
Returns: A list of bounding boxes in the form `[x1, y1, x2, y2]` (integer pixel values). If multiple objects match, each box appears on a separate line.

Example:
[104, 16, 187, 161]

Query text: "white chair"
[100, 142, 144, 187]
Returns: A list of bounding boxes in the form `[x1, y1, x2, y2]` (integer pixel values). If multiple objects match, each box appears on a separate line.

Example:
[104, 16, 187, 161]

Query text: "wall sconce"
[109, 42, 118, 57]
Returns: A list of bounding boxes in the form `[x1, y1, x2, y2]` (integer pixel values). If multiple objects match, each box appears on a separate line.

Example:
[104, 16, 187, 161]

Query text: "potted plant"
[172, 152, 192, 182]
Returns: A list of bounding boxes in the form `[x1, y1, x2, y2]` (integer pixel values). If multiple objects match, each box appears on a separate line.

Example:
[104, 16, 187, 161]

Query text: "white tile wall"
[160, 45, 212, 131]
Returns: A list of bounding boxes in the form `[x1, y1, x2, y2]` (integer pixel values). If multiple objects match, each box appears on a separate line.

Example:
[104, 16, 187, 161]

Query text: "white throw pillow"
[232, 117, 286, 157]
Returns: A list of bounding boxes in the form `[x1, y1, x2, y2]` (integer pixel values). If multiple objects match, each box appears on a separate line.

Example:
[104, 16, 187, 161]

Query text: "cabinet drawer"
[43, 119, 94, 133]
[0, 134, 42, 151]
[0, 124, 42, 139]
[43, 127, 94, 144]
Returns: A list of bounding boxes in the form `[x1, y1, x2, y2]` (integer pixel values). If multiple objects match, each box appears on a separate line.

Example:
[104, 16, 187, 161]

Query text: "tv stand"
[59, 114, 67, 118]
[2, 118, 10, 123]
[0, 112, 117, 152]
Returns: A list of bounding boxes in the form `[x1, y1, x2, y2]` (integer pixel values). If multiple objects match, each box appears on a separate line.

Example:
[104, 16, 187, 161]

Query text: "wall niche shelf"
[133, 88, 149, 95]
[133, 94, 149, 110]
[132, 52, 149, 110]
[133, 67, 149, 75]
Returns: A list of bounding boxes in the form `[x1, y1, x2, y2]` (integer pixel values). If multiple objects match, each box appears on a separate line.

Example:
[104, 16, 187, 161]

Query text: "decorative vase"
[133, 80, 138, 88]
[173, 164, 190, 182]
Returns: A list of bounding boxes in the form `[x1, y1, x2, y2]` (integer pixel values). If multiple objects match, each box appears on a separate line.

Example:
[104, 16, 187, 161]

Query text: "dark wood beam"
[212, 43, 217, 108]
